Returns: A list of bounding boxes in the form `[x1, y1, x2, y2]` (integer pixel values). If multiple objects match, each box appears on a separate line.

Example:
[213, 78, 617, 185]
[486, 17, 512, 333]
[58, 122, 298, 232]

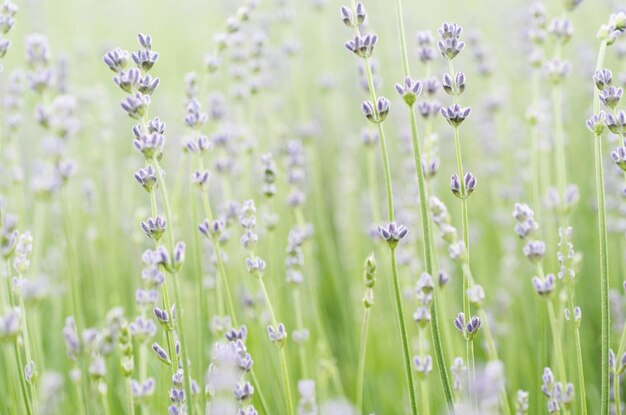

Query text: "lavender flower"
[440, 104, 471, 127]
[395, 77, 422, 106]
[611, 147, 626, 171]
[345, 33, 378, 58]
[245, 256, 266, 277]
[134, 165, 160, 192]
[607, 110, 626, 135]
[340, 3, 365, 28]
[103, 48, 129, 73]
[121, 92, 150, 119]
[594, 68, 613, 90]
[442, 72, 466, 96]
[437, 22, 464, 60]
[414, 355, 433, 379]
[141, 216, 167, 241]
[267, 323, 287, 346]
[600, 85, 623, 109]
[378, 222, 408, 248]
[152, 342, 171, 365]
[453, 312, 481, 340]
[133, 132, 164, 159]
[523, 240, 546, 263]
[361, 97, 390, 123]
[531, 273, 556, 297]
[586, 111, 607, 135]
[113, 68, 140, 93]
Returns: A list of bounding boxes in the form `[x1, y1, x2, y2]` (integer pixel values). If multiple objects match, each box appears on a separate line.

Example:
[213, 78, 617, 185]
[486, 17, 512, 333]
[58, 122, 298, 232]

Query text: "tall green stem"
[345, 8, 417, 412]
[593, 39, 610, 415]
[151, 157, 194, 415]
[393, 0, 454, 411]
[356, 305, 371, 414]
[258, 276, 295, 415]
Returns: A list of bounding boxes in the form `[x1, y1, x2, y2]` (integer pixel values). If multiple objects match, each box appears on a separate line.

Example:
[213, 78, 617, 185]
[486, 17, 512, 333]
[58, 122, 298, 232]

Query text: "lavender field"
[1, 0, 626, 414]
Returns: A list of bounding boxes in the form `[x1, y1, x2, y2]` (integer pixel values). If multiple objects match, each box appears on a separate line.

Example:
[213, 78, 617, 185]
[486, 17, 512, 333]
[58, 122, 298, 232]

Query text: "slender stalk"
[418, 328, 430, 414]
[366, 147, 381, 225]
[592, 39, 610, 415]
[126, 378, 136, 415]
[149, 188, 177, 374]
[13, 340, 33, 415]
[292, 286, 308, 378]
[258, 276, 295, 415]
[393, 0, 455, 407]
[552, 83, 567, 197]
[616, 375, 621, 415]
[387, 248, 418, 415]
[355, 303, 371, 414]
[351, 32, 419, 415]
[193, 160, 270, 415]
[568, 287, 587, 415]
[151, 157, 194, 415]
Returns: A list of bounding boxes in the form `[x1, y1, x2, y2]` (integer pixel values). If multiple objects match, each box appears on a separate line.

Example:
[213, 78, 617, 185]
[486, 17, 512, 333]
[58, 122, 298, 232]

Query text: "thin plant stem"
[13, 340, 33, 415]
[126, 378, 136, 415]
[355, 303, 371, 414]
[258, 275, 295, 415]
[394, 0, 455, 409]
[418, 327, 430, 414]
[151, 156, 194, 415]
[346, 4, 418, 413]
[568, 286, 587, 415]
[592, 39, 610, 415]
[192, 161, 270, 415]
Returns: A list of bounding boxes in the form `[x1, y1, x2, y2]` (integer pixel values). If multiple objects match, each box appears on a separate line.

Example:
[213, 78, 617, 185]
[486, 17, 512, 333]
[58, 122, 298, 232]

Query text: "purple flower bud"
[141, 215, 167, 241]
[103, 47, 129, 73]
[152, 342, 171, 365]
[440, 104, 471, 127]
[600, 85, 623, 109]
[377, 222, 408, 248]
[345, 33, 378, 58]
[121, 92, 150, 119]
[395, 77, 422, 106]
[594, 68, 613, 90]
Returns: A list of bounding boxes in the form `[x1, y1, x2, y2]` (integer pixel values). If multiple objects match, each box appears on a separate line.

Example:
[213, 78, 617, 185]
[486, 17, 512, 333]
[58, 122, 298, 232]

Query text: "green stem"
[292, 286, 308, 378]
[552, 84, 567, 197]
[14, 340, 33, 415]
[356, 304, 371, 414]
[616, 374, 621, 415]
[151, 157, 194, 415]
[390, 248, 418, 415]
[366, 147, 381, 225]
[258, 277, 294, 415]
[418, 328, 430, 415]
[546, 300, 566, 383]
[568, 289, 587, 415]
[409, 106, 455, 410]
[126, 378, 136, 415]
[149, 188, 177, 375]
[593, 39, 610, 415]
